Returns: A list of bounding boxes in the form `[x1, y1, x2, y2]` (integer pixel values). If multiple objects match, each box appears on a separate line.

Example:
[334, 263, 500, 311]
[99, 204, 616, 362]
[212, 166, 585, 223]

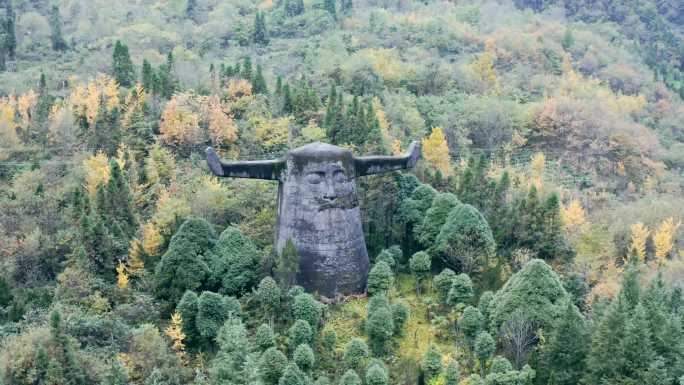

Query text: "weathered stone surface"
[206, 142, 420, 297]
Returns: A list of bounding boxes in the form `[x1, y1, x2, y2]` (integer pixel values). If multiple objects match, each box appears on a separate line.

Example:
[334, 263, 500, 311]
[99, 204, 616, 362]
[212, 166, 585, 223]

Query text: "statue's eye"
[333, 170, 347, 183]
[306, 172, 324, 184]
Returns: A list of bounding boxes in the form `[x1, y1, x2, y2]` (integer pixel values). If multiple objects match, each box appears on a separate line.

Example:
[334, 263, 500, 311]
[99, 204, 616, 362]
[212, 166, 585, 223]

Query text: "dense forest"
[0, 0, 683, 384]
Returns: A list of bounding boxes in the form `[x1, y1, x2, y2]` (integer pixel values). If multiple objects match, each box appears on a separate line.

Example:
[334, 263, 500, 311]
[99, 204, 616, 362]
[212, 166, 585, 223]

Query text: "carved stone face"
[299, 161, 357, 211]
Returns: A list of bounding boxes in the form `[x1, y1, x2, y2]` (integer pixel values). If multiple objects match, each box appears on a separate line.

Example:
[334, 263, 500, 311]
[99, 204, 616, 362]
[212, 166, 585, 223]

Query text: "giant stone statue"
[206, 142, 420, 297]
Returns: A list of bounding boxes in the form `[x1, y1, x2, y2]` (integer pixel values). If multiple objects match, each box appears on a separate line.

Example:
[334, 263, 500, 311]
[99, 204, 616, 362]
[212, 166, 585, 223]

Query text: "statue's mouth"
[316, 196, 358, 211]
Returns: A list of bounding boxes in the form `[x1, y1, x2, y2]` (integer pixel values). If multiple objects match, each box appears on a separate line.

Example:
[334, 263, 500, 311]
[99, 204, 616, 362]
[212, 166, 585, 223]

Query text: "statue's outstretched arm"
[353, 141, 421, 177]
[206, 147, 285, 180]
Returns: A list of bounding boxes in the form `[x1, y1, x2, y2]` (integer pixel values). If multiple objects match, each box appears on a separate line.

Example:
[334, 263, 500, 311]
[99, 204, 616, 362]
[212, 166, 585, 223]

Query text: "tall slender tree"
[49, 6, 67, 51]
[112, 40, 135, 87]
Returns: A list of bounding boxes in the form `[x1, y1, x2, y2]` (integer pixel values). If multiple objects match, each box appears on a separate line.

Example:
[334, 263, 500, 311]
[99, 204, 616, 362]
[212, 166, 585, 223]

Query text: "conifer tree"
[142, 59, 155, 92]
[344, 338, 369, 370]
[340, 0, 352, 16]
[112, 40, 135, 87]
[186, 0, 198, 20]
[283, 84, 294, 114]
[49, 6, 67, 51]
[252, 64, 268, 94]
[259, 347, 287, 385]
[275, 238, 300, 289]
[256, 276, 281, 326]
[422, 344, 443, 381]
[177, 290, 200, 347]
[474, 332, 495, 377]
[284, 0, 305, 17]
[253, 12, 269, 45]
[324, 0, 337, 19]
[367, 261, 394, 296]
[444, 360, 460, 385]
[255, 323, 276, 352]
[2, 1, 15, 60]
[540, 301, 587, 385]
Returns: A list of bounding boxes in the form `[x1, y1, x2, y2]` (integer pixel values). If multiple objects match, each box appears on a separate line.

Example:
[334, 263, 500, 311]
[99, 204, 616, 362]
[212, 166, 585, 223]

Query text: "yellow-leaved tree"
[203, 95, 238, 147]
[562, 199, 588, 233]
[83, 152, 111, 198]
[116, 261, 129, 290]
[653, 217, 681, 265]
[422, 127, 452, 176]
[253, 115, 291, 151]
[630, 222, 649, 262]
[531, 152, 545, 189]
[164, 311, 186, 362]
[160, 93, 202, 149]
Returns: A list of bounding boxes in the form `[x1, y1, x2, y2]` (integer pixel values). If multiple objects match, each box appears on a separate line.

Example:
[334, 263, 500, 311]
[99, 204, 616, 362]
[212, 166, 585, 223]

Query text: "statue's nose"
[323, 181, 337, 200]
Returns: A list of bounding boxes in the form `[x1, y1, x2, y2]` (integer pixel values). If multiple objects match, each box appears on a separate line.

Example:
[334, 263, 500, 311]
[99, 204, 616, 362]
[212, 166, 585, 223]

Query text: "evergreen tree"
[293, 344, 315, 372]
[434, 268, 456, 305]
[275, 239, 300, 289]
[289, 319, 313, 349]
[416, 192, 460, 248]
[105, 160, 137, 237]
[324, 0, 337, 19]
[444, 360, 460, 385]
[252, 64, 268, 94]
[474, 332, 495, 377]
[212, 317, 250, 384]
[284, 0, 305, 17]
[186, 0, 198, 20]
[620, 303, 654, 382]
[421, 344, 443, 381]
[142, 59, 155, 92]
[409, 251, 430, 294]
[253, 12, 269, 45]
[291, 292, 323, 330]
[447, 273, 474, 307]
[367, 261, 394, 295]
[434, 204, 495, 273]
[100, 361, 128, 385]
[196, 291, 237, 341]
[365, 361, 389, 385]
[177, 290, 200, 347]
[458, 306, 483, 347]
[255, 323, 276, 352]
[339, 370, 361, 385]
[2, 1, 15, 60]
[391, 300, 410, 336]
[260, 347, 288, 385]
[279, 363, 306, 385]
[112, 40, 136, 87]
[340, 0, 353, 16]
[282, 84, 294, 114]
[256, 276, 281, 326]
[49, 6, 67, 51]
[344, 338, 369, 370]
[154, 218, 215, 308]
[584, 297, 628, 385]
[211, 226, 261, 296]
[540, 301, 587, 385]
[366, 301, 394, 356]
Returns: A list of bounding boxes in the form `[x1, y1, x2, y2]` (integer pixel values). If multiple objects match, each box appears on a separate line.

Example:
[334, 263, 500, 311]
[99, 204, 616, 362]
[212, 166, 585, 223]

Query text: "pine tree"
[253, 12, 269, 45]
[474, 332, 495, 377]
[256, 276, 281, 326]
[344, 338, 369, 370]
[275, 238, 300, 289]
[3, 1, 15, 60]
[284, 0, 305, 17]
[112, 40, 136, 87]
[540, 301, 587, 385]
[340, 0, 353, 16]
[293, 344, 315, 372]
[49, 6, 67, 51]
[259, 347, 288, 385]
[584, 297, 628, 385]
[444, 360, 460, 385]
[367, 261, 394, 295]
[422, 344, 443, 381]
[142, 59, 155, 92]
[621, 303, 654, 383]
[186, 0, 198, 20]
[324, 0, 337, 19]
[252, 64, 268, 94]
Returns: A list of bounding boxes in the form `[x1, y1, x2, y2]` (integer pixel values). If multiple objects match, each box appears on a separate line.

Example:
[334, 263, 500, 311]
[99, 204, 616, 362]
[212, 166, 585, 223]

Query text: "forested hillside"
[0, 0, 683, 385]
